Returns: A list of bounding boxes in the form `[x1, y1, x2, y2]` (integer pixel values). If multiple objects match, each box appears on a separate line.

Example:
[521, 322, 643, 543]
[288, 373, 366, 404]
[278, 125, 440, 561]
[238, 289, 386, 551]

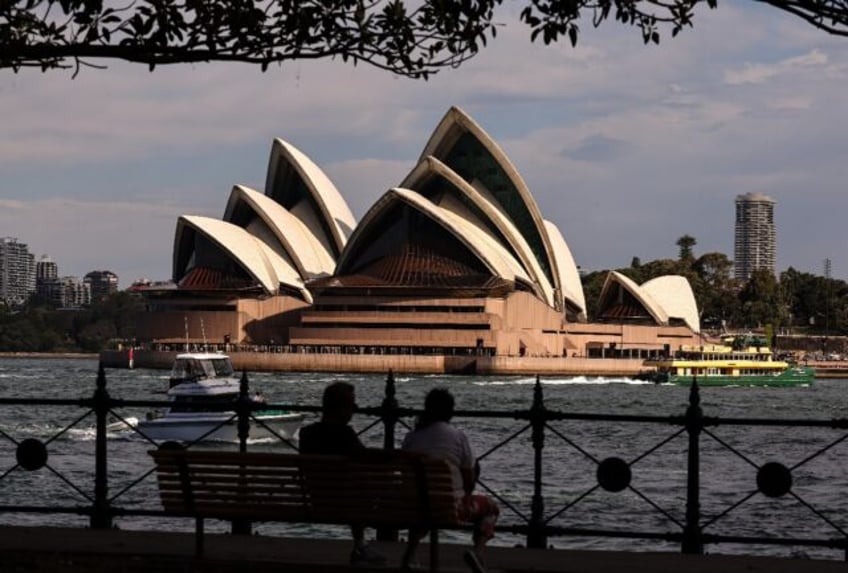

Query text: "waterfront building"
[36, 255, 59, 301]
[38, 274, 91, 308]
[734, 192, 776, 281]
[60, 276, 91, 308]
[36, 255, 58, 283]
[84, 270, 119, 301]
[0, 237, 36, 307]
[136, 107, 702, 367]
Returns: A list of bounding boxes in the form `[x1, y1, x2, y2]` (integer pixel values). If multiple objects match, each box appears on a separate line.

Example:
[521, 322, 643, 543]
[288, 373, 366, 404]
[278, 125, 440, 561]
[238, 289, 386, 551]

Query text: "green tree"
[0, 302, 67, 351]
[738, 269, 787, 329]
[70, 291, 143, 350]
[0, 291, 143, 353]
[4, 2, 848, 77]
[676, 235, 697, 265]
[694, 252, 738, 331]
[781, 267, 848, 334]
[637, 258, 686, 282]
[580, 269, 608, 321]
[2, 1, 496, 77]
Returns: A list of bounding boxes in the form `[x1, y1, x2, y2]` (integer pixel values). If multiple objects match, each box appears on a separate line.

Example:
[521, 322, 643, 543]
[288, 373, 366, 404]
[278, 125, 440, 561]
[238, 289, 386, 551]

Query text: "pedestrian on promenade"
[400, 387, 499, 573]
[299, 381, 386, 567]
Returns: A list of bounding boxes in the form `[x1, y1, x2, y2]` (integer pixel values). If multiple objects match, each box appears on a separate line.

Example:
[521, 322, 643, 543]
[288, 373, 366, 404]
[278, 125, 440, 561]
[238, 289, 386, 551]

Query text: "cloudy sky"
[2, 2, 846, 288]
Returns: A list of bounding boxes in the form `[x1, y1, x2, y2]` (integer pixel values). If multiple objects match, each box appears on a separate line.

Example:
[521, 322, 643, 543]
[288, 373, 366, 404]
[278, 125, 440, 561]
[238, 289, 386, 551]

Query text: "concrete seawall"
[99, 349, 646, 377]
[99, 349, 848, 378]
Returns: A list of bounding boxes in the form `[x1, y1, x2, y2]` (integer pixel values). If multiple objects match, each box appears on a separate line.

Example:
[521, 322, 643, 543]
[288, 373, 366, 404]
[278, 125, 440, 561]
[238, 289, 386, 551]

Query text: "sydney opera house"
[135, 107, 701, 374]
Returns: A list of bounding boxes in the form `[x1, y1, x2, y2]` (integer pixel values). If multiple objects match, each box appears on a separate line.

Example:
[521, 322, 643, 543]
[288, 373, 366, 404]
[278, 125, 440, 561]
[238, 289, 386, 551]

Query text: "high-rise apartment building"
[39, 275, 91, 308]
[0, 237, 35, 306]
[84, 270, 119, 301]
[36, 255, 59, 301]
[734, 192, 776, 281]
[0, 237, 36, 307]
[36, 255, 58, 283]
[59, 276, 91, 308]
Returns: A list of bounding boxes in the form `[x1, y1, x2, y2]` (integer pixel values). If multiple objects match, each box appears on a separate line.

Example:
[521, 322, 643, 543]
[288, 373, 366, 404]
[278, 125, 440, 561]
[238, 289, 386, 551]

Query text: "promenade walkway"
[1, 526, 844, 573]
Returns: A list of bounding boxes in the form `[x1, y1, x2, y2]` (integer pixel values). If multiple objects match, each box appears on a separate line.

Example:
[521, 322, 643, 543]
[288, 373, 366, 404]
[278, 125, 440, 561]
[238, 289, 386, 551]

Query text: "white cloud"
[3, 1, 848, 282]
[724, 63, 781, 85]
[723, 49, 829, 85]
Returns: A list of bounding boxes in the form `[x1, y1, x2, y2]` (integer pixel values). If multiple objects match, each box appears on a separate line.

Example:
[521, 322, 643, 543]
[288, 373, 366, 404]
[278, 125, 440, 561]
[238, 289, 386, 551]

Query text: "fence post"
[682, 378, 703, 554]
[527, 375, 547, 549]
[91, 363, 112, 529]
[377, 370, 400, 542]
[233, 370, 252, 536]
[237, 370, 251, 454]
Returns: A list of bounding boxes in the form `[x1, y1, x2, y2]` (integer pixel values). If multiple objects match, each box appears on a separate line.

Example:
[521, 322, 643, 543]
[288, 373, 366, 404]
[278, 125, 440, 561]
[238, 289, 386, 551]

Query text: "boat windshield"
[170, 394, 237, 413]
[170, 357, 234, 381]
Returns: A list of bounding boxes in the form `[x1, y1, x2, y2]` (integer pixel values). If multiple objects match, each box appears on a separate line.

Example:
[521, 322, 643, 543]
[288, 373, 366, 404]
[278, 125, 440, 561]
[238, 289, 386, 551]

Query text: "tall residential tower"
[734, 192, 776, 281]
[0, 237, 36, 306]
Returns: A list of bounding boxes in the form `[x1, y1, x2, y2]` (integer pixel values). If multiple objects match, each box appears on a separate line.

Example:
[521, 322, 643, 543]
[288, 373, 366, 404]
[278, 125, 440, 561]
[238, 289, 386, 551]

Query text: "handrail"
[0, 363, 846, 560]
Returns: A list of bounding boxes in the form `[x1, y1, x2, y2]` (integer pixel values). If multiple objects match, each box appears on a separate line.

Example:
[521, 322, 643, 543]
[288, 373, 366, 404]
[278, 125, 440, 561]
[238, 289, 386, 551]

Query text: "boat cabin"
[169, 353, 235, 387]
[168, 391, 241, 413]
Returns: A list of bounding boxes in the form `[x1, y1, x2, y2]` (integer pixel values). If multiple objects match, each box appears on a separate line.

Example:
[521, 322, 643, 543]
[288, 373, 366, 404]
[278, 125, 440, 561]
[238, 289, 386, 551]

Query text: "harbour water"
[1, 357, 847, 560]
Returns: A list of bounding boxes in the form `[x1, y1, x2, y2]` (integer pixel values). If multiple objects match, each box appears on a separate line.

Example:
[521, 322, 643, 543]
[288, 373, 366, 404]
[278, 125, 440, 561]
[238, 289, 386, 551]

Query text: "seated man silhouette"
[299, 381, 386, 566]
[401, 388, 499, 573]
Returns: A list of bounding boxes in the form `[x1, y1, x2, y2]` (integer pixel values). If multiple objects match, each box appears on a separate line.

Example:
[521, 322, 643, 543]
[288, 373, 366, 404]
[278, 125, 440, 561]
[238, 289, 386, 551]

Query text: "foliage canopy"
[3, 1, 848, 77]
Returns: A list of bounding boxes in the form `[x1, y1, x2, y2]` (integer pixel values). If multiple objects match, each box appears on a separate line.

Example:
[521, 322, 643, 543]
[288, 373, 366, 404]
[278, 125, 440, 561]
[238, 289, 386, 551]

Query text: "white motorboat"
[107, 415, 139, 432]
[137, 352, 303, 442]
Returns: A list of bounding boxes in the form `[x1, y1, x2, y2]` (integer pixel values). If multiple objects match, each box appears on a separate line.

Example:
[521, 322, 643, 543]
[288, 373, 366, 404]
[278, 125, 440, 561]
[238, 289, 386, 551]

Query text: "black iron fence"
[0, 364, 846, 559]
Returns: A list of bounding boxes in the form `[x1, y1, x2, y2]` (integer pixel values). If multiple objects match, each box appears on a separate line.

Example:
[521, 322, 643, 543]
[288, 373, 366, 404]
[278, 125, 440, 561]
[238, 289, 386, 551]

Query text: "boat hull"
[659, 367, 815, 387]
[137, 411, 304, 442]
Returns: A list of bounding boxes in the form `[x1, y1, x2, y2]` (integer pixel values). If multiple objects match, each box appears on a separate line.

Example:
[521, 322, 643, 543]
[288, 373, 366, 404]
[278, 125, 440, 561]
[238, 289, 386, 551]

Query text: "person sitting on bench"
[400, 387, 499, 573]
[299, 381, 386, 566]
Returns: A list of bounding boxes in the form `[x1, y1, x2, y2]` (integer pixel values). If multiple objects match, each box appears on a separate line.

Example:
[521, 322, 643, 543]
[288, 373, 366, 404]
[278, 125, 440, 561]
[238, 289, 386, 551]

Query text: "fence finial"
[385, 369, 396, 400]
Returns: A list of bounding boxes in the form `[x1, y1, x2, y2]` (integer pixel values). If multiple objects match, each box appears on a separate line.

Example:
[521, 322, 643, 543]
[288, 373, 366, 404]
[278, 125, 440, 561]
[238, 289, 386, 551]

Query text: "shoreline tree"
[3, 1, 848, 77]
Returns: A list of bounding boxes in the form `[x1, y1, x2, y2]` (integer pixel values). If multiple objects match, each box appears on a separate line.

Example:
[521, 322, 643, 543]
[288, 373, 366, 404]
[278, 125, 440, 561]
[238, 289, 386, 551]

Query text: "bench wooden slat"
[150, 448, 461, 571]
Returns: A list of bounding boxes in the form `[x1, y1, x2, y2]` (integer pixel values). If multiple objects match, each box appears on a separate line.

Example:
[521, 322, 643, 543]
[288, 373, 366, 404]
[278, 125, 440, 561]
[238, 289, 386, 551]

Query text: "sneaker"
[350, 544, 387, 567]
[463, 549, 487, 573]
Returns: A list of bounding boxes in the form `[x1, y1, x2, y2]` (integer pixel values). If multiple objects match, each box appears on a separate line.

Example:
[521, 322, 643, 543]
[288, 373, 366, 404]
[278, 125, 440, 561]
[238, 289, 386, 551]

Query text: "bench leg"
[429, 529, 438, 573]
[195, 517, 204, 556]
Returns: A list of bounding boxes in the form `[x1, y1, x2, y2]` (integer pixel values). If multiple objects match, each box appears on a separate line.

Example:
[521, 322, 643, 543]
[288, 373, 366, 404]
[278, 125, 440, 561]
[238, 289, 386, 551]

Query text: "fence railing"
[0, 364, 846, 560]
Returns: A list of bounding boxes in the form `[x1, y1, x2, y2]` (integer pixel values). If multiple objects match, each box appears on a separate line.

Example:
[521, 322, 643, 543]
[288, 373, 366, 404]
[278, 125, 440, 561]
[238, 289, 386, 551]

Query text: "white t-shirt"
[401, 421, 474, 498]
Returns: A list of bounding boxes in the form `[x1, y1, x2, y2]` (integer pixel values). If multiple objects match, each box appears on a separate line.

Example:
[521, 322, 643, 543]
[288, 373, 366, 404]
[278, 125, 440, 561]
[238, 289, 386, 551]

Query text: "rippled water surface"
[1, 357, 846, 559]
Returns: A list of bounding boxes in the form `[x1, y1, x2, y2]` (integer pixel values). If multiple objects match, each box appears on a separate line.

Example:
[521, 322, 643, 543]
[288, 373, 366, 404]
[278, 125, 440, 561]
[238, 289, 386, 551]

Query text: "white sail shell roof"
[641, 275, 700, 333]
[600, 271, 669, 325]
[265, 138, 356, 256]
[417, 106, 563, 305]
[223, 185, 336, 279]
[173, 215, 310, 300]
[401, 156, 555, 306]
[337, 188, 536, 293]
[544, 220, 587, 322]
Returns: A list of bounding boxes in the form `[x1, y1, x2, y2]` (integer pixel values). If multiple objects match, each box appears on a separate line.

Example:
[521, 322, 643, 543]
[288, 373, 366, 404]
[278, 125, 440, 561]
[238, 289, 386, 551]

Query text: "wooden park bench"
[149, 446, 461, 572]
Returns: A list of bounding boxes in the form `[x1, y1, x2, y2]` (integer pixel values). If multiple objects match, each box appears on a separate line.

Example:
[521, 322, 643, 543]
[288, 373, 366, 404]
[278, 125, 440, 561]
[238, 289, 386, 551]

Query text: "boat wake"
[476, 376, 653, 386]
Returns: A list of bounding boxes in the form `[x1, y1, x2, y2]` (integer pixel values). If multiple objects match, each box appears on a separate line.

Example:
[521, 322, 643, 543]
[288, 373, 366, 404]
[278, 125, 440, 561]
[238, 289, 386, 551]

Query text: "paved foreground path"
[0, 526, 845, 572]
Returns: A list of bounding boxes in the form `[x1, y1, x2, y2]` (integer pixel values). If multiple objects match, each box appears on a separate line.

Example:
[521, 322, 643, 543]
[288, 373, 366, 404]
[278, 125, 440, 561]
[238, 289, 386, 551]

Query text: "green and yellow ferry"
[640, 335, 814, 387]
